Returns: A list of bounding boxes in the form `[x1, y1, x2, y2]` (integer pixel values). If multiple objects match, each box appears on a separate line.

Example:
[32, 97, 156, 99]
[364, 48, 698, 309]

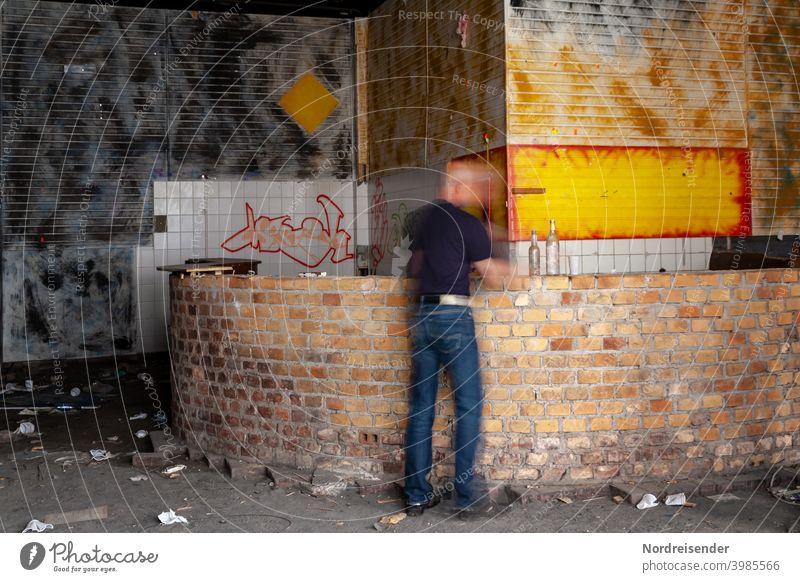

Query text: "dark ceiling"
[56, 0, 388, 18]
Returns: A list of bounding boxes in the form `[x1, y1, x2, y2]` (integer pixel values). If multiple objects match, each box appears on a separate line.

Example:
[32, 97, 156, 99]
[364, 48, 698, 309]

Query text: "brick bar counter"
[169, 271, 800, 486]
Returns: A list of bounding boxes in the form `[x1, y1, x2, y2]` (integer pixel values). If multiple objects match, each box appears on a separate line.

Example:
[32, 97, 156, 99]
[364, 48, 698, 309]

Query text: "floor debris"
[135, 430, 148, 438]
[14, 421, 36, 435]
[612, 495, 625, 504]
[557, 496, 573, 504]
[22, 519, 54, 533]
[162, 464, 186, 478]
[636, 494, 659, 509]
[129, 413, 148, 421]
[129, 475, 149, 482]
[379, 512, 407, 525]
[665, 493, 687, 506]
[158, 510, 188, 525]
[90, 449, 115, 462]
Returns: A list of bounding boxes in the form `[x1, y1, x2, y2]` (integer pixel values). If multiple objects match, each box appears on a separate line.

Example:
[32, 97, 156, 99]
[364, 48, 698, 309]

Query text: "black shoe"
[405, 494, 442, 517]
[455, 501, 496, 521]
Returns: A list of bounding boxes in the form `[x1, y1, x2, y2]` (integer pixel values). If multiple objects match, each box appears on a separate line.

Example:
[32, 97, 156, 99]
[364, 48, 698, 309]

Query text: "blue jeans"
[404, 303, 484, 508]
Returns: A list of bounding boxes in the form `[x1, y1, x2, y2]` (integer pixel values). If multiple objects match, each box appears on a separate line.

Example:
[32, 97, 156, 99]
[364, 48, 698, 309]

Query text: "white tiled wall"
[138, 178, 369, 352]
[512, 237, 714, 276]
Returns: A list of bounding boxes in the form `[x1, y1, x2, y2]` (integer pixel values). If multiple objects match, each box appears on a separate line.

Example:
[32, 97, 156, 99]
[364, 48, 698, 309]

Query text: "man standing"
[404, 167, 510, 520]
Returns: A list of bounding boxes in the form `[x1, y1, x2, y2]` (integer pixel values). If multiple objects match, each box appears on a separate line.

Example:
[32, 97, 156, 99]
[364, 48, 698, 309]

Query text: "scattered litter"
[129, 475, 149, 482]
[612, 495, 625, 505]
[557, 496, 573, 505]
[18, 409, 36, 416]
[768, 464, 800, 507]
[54, 454, 89, 469]
[70, 387, 81, 397]
[90, 449, 115, 462]
[636, 493, 659, 509]
[707, 493, 740, 502]
[158, 510, 188, 525]
[683, 502, 697, 508]
[665, 493, 687, 506]
[129, 412, 147, 421]
[106, 436, 120, 442]
[374, 511, 407, 529]
[298, 271, 327, 278]
[14, 421, 36, 435]
[135, 430, 148, 438]
[376, 498, 401, 505]
[24, 380, 34, 391]
[22, 519, 53, 533]
[162, 464, 186, 477]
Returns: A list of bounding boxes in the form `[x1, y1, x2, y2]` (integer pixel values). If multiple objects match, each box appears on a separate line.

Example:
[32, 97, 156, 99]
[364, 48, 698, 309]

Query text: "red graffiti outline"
[370, 178, 389, 268]
[222, 194, 354, 268]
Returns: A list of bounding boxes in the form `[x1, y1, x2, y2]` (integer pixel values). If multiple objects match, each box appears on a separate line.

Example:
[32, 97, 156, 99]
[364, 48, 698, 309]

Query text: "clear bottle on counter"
[528, 229, 541, 276]
[546, 219, 559, 275]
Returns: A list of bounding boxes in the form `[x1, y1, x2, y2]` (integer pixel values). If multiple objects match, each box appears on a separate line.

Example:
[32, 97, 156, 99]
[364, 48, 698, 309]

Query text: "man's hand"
[473, 257, 511, 288]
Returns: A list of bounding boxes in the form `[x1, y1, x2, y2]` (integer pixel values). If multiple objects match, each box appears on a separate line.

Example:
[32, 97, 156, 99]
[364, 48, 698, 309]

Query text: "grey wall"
[0, 1, 355, 361]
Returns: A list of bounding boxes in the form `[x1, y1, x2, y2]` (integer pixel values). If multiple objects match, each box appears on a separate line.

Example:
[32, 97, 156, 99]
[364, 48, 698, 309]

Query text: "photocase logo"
[20, 542, 46, 570]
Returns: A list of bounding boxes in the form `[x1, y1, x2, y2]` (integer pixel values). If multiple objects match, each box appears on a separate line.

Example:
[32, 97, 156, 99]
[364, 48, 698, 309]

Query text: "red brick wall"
[169, 271, 800, 484]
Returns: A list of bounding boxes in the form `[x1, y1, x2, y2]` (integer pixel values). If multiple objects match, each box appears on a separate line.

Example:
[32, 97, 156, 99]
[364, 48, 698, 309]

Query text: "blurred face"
[445, 167, 485, 208]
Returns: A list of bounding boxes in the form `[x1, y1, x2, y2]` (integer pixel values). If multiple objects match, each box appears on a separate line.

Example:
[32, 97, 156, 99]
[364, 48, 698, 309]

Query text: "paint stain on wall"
[2, 247, 136, 361]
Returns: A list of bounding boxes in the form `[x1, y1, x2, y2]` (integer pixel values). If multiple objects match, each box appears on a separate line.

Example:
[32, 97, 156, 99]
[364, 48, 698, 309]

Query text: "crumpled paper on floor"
[90, 449, 115, 461]
[14, 421, 36, 435]
[665, 493, 686, 506]
[636, 493, 659, 509]
[23, 519, 54, 533]
[158, 510, 188, 525]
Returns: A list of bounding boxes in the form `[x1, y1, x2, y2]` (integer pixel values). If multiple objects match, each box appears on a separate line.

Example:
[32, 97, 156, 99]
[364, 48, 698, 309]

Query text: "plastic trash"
[70, 387, 81, 397]
[129, 475, 149, 482]
[129, 413, 148, 421]
[135, 430, 148, 438]
[158, 510, 188, 525]
[106, 436, 120, 442]
[14, 421, 36, 435]
[636, 493, 659, 509]
[90, 449, 114, 462]
[665, 493, 686, 506]
[22, 519, 53, 533]
[24, 380, 34, 391]
[162, 464, 186, 475]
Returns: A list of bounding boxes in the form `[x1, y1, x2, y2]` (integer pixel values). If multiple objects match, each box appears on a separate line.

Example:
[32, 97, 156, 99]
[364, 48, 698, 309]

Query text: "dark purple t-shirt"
[411, 200, 492, 296]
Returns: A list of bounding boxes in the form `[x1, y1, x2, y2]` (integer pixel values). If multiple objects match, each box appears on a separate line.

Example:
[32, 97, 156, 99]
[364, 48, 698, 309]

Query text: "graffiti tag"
[222, 194, 354, 268]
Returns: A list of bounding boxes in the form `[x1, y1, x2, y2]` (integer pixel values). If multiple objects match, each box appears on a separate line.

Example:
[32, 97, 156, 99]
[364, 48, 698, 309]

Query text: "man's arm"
[473, 257, 511, 288]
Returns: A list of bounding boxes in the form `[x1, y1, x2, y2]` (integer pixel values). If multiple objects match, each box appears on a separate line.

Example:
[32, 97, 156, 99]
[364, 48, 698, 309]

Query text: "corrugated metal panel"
[507, 0, 747, 148]
[747, 0, 800, 235]
[367, 0, 506, 173]
[166, 11, 355, 180]
[1, 1, 165, 248]
[1, 2, 355, 249]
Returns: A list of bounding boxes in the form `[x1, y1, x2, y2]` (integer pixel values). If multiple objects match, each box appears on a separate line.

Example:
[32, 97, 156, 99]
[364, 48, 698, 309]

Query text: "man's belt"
[419, 294, 471, 306]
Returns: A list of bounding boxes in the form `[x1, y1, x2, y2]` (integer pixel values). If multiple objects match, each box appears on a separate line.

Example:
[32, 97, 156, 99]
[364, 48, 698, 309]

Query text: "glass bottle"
[546, 219, 559, 275]
[528, 230, 541, 276]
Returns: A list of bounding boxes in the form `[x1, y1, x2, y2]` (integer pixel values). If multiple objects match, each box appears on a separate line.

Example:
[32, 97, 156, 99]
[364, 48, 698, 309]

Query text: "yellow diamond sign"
[278, 72, 339, 134]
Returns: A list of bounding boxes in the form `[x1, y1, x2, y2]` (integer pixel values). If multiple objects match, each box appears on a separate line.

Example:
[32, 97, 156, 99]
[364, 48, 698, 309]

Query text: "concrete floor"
[1, 355, 798, 533]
